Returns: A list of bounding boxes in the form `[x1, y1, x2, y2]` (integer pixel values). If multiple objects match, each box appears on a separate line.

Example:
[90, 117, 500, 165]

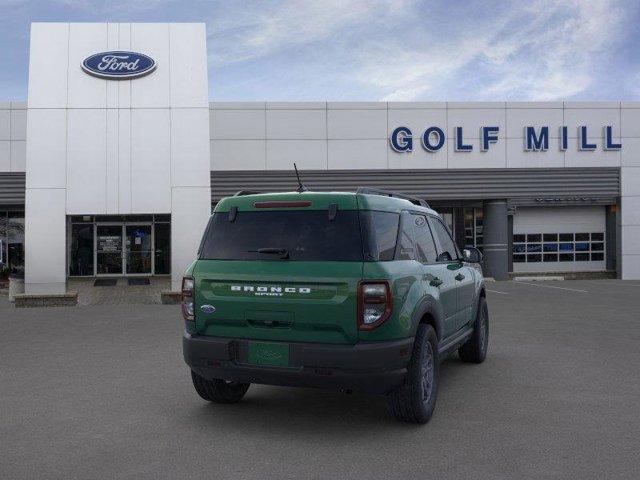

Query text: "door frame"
[94, 222, 154, 277]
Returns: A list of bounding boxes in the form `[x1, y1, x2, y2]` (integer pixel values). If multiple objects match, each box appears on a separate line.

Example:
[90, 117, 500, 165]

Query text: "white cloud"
[357, 0, 628, 101]
[208, 0, 414, 66]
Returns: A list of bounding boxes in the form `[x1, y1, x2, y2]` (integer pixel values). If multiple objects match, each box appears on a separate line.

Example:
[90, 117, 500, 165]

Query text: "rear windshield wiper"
[249, 247, 290, 259]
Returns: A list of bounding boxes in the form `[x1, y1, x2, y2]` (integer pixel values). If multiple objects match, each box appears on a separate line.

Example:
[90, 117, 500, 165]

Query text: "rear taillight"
[358, 281, 393, 330]
[182, 276, 195, 321]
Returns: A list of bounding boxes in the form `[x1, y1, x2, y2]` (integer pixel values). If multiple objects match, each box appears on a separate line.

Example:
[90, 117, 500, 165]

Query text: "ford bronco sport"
[182, 188, 488, 423]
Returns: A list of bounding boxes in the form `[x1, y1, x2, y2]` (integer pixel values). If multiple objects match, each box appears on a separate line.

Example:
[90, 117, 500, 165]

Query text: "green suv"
[182, 189, 488, 423]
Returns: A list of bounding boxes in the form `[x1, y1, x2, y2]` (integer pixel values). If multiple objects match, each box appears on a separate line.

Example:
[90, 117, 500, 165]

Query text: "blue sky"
[1, 0, 639, 101]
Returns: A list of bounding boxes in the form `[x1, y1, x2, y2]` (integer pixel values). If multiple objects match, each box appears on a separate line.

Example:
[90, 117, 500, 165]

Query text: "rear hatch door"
[194, 260, 361, 344]
[194, 197, 363, 345]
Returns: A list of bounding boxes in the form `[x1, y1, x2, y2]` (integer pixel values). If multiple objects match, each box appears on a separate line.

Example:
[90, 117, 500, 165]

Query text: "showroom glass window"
[512, 232, 605, 264]
[0, 211, 25, 275]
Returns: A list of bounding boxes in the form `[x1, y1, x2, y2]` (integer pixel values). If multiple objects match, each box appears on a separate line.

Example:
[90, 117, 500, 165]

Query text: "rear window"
[199, 209, 401, 262]
[200, 210, 363, 261]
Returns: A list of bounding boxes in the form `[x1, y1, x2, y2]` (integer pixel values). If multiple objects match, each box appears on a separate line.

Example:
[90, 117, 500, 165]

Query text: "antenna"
[293, 163, 308, 192]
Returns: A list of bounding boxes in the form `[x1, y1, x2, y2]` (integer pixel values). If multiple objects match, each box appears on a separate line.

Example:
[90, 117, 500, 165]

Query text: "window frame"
[407, 211, 439, 265]
[427, 214, 461, 264]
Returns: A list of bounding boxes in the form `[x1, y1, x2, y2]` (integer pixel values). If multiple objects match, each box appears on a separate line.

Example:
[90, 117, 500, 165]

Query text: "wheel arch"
[411, 296, 444, 340]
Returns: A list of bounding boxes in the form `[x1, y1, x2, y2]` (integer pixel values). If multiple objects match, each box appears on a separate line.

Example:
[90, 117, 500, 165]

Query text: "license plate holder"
[248, 342, 290, 367]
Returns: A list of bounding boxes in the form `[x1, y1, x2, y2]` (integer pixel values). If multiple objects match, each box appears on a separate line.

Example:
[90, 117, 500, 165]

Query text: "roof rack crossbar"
[356, 187, 430, 208]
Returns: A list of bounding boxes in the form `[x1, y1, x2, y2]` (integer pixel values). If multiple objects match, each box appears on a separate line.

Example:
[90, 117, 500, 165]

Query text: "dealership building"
[1, 22, 640, 296]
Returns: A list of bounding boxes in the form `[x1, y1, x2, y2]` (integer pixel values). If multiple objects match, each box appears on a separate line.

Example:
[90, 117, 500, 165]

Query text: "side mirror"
[462, 247, 483, 264]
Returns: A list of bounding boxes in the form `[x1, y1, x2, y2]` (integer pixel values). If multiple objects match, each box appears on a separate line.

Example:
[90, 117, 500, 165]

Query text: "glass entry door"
[96, 225, 124, 275]
[125, 225, 152, 275]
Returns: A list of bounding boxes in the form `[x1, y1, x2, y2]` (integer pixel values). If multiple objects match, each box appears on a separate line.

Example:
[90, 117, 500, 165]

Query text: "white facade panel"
[446, 138, 506, 169]
[506, 138, 565, 168]
[10, 109, 27, 141]
[621, 196, 640, 226]
[171, 186, 211, 291]
[169, 23, 208, 108]
[67, 23, 108, 109]
[564, 144, 620, 168]
[27, 23, 68, 108]
[171, 108, 211, 187]
[117, 23, 132, 109]
[0, 141, 9, 171]
[621, 108, 640, 138]
[447, 108, 506, 140]
[10, 141, 26, 172]
[387, 108, 447, 140]
[388, 144, 445, 170]
[211, 140, 265, 170]
[506, 108, 563, 138]
[0, 109, 10, 140]
[24, 188, 66, 294]
[210, 109, 265, 140]
[130, 23, 171, 108]
[105, 108, 119, 213]
[621, 138, 640, 167]
[621, 225, 640, 255]
[266, 140, 327, 170]
[621, 254, 640, 279]
[117, 109, 132, 213]
[328, 139, 387, 169]
[564, 107, 621, 138]
[66, 109, 107, 214]
[25, 109, 67, 189]
[621, 166, 640, 196]
[266, 109, 326, 139]
[130, 108, 171, 212]
[106, 23, 119, 108]
[327, 109, 387, 139]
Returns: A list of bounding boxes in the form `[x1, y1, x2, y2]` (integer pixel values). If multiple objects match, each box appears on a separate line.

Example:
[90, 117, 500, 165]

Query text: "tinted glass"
[69, 224, 94, 276]
[360, 211, 400, 261]
[412, 215, 437, 264]
[430, 217, 458, 262]
[200, 211, 363, 261]
[154, 223, 171, 274]
[396, 212, 416, 261]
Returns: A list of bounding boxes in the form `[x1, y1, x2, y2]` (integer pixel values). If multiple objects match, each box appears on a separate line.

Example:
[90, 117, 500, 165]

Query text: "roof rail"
[356, 187, 430, 208]
[233, 190, 261, 197]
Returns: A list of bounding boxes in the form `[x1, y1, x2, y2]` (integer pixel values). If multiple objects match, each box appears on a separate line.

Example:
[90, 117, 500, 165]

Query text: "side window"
[412, 214, 438, 264]
[396, 212, 416, 260]
[430, 217, 458, 262]
[360, 211, 400, 261]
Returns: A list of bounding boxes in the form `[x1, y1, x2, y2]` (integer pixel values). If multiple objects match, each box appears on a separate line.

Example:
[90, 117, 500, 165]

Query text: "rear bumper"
[183, 332, 413, 395]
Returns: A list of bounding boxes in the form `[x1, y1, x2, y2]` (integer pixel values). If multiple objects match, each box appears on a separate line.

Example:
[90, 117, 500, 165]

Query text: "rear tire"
[458, 296, 489, 364]
[387, 324, 439, 424]
[191, 370, 250, 404]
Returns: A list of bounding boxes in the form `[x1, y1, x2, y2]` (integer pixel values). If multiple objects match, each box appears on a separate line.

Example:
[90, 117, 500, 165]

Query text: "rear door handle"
[455, 273, 465, 281]
[429, 277, 443, 287]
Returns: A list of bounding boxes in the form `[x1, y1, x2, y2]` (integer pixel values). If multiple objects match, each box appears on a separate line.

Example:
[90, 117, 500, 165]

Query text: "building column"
[621, 166, 640, 279]
[24, 188, 67, 294]
[170, 187, 211, 292]
[482, 200, 509, 280]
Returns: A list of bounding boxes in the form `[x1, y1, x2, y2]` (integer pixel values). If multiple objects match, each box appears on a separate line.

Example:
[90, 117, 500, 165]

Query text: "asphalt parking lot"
[1, 280, 640, 480]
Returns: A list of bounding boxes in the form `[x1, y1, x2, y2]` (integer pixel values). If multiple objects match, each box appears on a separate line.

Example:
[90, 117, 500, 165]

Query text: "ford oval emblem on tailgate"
[200, 304, 216, 314]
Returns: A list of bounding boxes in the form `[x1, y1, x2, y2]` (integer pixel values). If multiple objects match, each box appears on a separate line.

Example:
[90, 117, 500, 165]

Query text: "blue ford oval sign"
[82, 51, 156, 80]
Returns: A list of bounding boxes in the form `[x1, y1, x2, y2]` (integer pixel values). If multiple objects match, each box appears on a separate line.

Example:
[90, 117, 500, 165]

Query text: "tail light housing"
[358, 281, 393, 330]
[182, 276, 195, 321]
